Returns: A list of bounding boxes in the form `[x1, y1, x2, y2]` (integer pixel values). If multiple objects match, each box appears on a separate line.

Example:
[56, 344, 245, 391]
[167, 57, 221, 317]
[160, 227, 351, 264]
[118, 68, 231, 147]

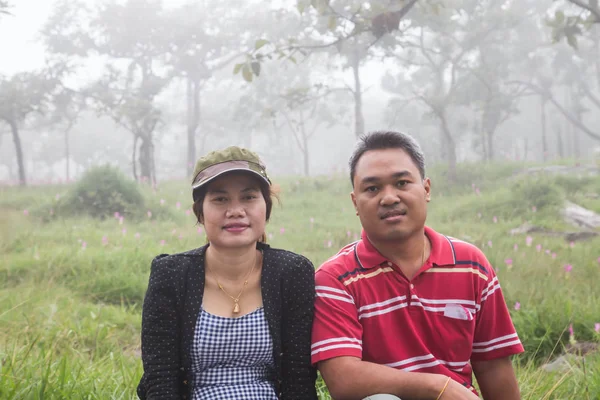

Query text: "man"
[311, 131, 524, 400]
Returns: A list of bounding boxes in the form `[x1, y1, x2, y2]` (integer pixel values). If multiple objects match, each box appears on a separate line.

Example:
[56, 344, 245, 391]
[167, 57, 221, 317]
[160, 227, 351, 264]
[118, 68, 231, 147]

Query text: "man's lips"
[379, 210, 407, 220]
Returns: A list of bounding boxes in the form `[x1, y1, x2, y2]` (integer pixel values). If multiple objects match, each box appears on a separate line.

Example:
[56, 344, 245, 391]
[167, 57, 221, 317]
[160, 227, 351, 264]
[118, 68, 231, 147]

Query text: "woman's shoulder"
[150, 246, 206, 273]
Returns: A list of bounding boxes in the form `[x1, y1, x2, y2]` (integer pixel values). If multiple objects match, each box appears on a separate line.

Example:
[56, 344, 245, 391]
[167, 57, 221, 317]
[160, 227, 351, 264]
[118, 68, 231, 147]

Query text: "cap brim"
[192, 163, 270, 201]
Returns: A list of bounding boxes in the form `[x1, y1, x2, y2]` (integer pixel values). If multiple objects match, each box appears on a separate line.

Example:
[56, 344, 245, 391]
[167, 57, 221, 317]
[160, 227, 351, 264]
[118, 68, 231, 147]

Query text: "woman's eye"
[213, 197, 227, 203]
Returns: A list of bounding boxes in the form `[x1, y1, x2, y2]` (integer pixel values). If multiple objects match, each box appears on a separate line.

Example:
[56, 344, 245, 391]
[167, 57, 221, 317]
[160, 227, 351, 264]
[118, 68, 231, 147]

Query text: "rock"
[564, 231, 599, 242]
[561, 201, 600, 230]
[541, 355, 576, 373]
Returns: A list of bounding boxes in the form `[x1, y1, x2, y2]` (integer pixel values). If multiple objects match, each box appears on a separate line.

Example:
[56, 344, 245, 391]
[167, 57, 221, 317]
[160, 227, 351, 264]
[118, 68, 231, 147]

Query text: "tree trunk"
[302, 133, 309, 177]
[541, 97, 548, 162]
[132, 134, 139, 182]
[555, 124, 565, 159]
[139, 135, 154, 184]
[351, 54, 365, 139]
[571, 88, 581, 159]
[439, 112, 456, 182]
[187, 77, 200, 177]
[486, 131, 494, 162]
[8, 119, 26, 186]
[65, 124, 73, 182]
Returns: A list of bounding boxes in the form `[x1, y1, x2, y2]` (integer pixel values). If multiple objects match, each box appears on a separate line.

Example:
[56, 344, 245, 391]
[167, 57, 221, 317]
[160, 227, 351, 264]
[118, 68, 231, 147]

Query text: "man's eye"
[366, 186, 378, 193]
[397, 180, 408, 187]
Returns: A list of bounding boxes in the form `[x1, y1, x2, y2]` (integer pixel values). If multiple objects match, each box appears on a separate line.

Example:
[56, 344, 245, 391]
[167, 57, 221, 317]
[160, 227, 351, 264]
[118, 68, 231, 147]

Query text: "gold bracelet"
[436, 377, 451, 400]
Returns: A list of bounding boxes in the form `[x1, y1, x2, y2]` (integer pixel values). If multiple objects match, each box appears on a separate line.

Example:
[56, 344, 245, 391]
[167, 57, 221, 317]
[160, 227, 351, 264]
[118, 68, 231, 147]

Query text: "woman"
[137, 146, 317, 399]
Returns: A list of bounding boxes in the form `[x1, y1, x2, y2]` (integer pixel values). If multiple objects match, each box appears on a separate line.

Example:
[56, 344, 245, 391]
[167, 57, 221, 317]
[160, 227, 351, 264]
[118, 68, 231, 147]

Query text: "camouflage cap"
[191, 146, 271, 201]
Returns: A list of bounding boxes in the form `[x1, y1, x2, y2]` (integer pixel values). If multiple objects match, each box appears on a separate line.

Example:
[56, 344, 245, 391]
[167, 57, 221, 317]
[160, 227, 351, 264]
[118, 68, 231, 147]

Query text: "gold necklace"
[209, 251, 260, 314]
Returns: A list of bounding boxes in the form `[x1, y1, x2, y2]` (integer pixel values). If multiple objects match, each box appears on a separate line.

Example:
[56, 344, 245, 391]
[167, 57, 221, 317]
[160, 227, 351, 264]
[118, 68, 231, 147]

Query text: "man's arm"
[473, 357, 520, 400]
[319, 356, 480, 400]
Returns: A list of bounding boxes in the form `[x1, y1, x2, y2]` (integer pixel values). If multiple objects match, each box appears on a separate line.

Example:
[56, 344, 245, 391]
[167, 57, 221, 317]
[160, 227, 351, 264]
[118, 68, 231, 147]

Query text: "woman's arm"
[280, 256, 318, 400]
[138, 255, 183, 400]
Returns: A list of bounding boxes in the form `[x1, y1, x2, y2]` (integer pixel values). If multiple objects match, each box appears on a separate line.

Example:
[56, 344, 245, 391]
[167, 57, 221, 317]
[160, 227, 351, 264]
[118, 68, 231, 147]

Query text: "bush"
[55, 165, 145, 219]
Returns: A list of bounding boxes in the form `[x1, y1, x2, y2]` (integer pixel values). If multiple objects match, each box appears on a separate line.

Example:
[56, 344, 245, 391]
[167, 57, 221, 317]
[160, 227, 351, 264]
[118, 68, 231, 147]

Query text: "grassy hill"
[1, 162, 599, 399]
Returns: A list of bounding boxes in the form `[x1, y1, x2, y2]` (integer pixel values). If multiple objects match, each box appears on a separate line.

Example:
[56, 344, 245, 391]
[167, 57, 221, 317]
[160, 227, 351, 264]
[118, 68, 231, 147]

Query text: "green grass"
[1, 164, 600, 399]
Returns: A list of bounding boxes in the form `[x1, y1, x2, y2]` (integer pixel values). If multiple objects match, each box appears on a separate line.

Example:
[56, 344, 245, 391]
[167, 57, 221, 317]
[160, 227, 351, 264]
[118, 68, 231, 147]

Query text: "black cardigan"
[137, 242, 318, 400]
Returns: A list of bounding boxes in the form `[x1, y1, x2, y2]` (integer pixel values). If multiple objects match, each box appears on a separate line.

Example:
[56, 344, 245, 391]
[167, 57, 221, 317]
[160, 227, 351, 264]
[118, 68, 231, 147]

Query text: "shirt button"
[387, 261, 392, 266]
[410, 284, 415, 289]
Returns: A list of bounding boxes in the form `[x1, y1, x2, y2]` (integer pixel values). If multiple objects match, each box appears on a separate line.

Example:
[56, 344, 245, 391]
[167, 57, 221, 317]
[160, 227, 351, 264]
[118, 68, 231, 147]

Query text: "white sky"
[0, 0, 54, 75]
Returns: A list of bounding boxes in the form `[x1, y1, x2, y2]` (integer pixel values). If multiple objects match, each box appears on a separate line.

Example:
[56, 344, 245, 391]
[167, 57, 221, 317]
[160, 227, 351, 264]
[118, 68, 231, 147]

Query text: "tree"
[43, 0, 174, 185]
[0, 69, 61, 185]
[49, 89, 85, 181]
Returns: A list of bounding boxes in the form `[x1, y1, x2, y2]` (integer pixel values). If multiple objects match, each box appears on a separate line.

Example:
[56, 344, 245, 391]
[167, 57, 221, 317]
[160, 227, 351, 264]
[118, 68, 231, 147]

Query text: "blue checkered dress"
[191, 307, 278, 399]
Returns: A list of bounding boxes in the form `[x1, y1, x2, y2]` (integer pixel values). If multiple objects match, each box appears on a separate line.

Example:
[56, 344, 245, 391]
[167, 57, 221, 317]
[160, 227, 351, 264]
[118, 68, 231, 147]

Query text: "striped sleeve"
[471, 262, 524, 362]
[311, 268, 363, 365]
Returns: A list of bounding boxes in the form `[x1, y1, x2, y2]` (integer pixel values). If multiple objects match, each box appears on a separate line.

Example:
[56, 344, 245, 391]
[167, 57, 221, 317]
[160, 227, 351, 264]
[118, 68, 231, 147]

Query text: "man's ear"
[351, 191, 359, 215]
[424, 177, 431, 202]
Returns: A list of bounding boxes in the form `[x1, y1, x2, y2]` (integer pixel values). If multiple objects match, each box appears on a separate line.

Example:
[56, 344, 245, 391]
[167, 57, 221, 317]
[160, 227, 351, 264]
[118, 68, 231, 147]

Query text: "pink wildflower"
[160, 199, 165, 205]
[134, 232, 140, 239]
[197, 227, 204, 234]
[81, 241, 87, 249]
[160, 240, 165, 246]
[147, 210, 152, 218]
[532, 206, 537, 212]
[122, 228, 127, 235]
[564, 264, 573, 273]
[526, 236, 533, 246]
[536, 244, 542, 252]
[310, 217, 314, 224]
[487, 240, 493, 248]
[280, 227, 285, 234]
[569, 242, 575, 248]
[475, 188, 481, 195]
[176, 202, 181, 209]
[513, 244, 518, 251]
[551, 253, 557, 259]
[102, 236, 108, 246]
[23, 209, 29, 216]
[493, 216, 498, 223]
[114, 212, 120, 219]
[185, 209, 191, 216]
[119, 216, 124, 225]
[514, 302, 521, 311]
[347, 231, 351, 237]
[505, 259, 513, 266]
[595, 323, 600, 334]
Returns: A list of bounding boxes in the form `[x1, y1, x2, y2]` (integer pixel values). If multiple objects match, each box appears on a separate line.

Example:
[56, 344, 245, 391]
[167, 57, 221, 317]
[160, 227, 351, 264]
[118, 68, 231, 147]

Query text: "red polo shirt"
[311, 226, 524, 393]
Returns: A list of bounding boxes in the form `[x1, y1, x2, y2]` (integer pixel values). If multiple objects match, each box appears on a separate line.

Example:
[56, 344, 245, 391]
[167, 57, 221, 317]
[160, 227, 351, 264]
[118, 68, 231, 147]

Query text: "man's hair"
[349, 130, 426, 186]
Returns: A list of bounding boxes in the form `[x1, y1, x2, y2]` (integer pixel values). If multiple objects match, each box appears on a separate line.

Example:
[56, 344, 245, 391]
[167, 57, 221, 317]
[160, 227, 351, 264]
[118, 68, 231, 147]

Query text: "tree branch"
[508, 80, 600, 141]
[568, 0, 600, 22]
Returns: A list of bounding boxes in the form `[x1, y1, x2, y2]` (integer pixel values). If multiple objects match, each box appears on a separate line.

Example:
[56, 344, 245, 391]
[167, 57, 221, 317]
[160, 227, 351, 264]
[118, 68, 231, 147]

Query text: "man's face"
[351, 148, 431, 243]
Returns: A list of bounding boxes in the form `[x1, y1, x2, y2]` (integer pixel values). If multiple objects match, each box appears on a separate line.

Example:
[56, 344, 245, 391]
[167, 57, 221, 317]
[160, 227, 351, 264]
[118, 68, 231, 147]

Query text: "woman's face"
[201, 172, 267, 250]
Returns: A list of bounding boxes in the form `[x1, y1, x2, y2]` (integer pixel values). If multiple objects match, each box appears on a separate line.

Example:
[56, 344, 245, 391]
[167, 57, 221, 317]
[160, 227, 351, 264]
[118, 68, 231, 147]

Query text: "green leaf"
[233, 63, 244, 74]
[255, 39, 269, 50]
[328, 16, 337, 30]
[251, 61, 261, 77]
[242, 64, 253, 82]
[555, 10, 565, 25]
[566, 32, 579, 49]
[288, 56, 297, 64]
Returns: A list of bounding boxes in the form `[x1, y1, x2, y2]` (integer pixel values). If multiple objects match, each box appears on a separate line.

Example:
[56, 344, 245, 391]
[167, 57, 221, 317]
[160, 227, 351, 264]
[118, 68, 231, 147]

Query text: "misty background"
[1, 0, 600, 186]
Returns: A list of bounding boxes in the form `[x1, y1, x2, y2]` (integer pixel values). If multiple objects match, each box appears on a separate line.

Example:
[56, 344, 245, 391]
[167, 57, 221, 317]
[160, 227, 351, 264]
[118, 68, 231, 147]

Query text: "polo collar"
[356, 226, 457, 269]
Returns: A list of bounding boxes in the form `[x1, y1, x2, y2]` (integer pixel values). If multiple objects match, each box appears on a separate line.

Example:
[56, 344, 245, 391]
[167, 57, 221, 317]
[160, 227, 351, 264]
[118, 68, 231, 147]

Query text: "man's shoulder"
[444, 235, 488, 261]
[317, 240, 361, 276]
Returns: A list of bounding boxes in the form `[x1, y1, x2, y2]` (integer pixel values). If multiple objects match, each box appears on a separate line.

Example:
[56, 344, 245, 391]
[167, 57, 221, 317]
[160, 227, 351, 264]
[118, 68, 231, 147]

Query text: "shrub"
[55, 165, 145, 219]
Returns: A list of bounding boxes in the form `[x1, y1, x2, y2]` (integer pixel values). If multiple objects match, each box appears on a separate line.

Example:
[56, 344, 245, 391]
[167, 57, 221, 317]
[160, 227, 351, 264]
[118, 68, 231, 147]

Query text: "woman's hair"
[192, 172, 278, 243]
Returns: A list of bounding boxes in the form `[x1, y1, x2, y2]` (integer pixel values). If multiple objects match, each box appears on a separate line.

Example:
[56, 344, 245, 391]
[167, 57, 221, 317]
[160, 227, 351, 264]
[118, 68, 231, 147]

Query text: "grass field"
[1, 162, 599, 399]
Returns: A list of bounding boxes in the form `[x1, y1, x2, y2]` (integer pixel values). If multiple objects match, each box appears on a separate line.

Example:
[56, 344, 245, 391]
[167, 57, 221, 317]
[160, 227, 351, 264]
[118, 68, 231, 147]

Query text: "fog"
[1, 0, 600, 186]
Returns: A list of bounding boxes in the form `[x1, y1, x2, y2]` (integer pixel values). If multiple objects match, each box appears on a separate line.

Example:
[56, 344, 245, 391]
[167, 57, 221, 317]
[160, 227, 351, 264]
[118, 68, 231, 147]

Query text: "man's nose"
[379, 186, 400, 206]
